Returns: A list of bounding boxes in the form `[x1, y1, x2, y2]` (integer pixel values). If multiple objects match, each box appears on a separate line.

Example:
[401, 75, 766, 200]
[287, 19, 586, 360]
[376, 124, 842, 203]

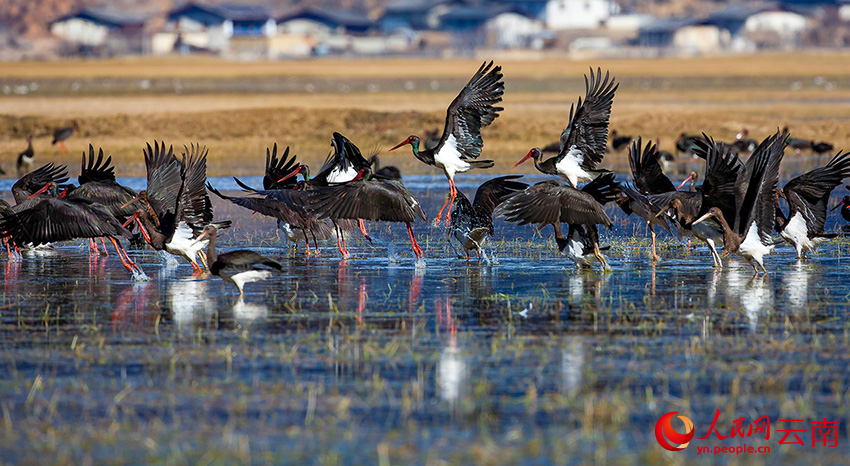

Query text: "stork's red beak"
[389, 136, 413, 152]
[512, 150, 534, 169]
[27, 183, 52, 199]
[677, 173, 695, 190]
[278, 165, 303, 183]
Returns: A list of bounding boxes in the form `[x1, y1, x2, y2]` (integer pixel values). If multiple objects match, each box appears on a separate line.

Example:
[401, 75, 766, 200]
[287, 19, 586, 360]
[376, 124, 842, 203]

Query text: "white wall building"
[544, 0, 620, 29]
[485, 12, 544, 48]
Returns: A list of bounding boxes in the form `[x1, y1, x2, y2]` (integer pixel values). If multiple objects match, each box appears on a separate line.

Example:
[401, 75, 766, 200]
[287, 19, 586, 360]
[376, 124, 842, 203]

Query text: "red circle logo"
[655, 411, 695, 451]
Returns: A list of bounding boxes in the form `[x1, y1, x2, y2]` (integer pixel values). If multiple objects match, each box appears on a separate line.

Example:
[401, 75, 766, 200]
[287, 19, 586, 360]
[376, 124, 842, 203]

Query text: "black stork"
[210, 143, 331, 255]
[309, 168, 426, 261]
[16, 134, 34, 176]
[729, 128, 758, 154]
[653, 135, 744, 268]
[123, 141, 230, 271]
[609, 129, 631, 152]
[834, 185, 850, 229]
[312, 131, 374, 185]
[193, 224, 282, 295]
[692, 130, 786, 274]
[513, 67, 618, 188]
[52, 121, 79, 153]
[776, 151, 850, 258]
[782, 126, 834, 155]
[617, 137, 677, 261]
[675, 133, 701, 158]
[389, 61, 503, 226]
[494, 173, 620, 270]
[11, 162, 70, 205]
[449, 175, 527, 261]
[0, 182, 141, 273]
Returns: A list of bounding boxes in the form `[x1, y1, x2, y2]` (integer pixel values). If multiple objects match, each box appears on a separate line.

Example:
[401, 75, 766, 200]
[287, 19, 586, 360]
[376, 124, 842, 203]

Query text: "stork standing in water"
[653, 135, 744, 268]
[449, 175, 527, 262]
[775, 151, 850, 258]
[211, 143, 331, 255]
[617, 137, 677, 261]
[389, 61, 503, 226]
[495, 173, 621, 270]
[0, 181, 141, 274]
[513, 67, 618, 188]
[309, 167, 426, 261]
[122, 141, 230, 271]
[194, 225, 282, 295]
[693, 130, 786, 274]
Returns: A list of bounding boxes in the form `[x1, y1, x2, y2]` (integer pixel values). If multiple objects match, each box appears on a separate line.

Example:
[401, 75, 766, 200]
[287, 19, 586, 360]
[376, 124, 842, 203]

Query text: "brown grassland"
[1, 52, 850, 178]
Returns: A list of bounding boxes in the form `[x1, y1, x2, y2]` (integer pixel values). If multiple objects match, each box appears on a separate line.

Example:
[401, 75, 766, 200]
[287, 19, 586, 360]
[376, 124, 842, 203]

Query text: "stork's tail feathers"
[468, 160, 495, 170]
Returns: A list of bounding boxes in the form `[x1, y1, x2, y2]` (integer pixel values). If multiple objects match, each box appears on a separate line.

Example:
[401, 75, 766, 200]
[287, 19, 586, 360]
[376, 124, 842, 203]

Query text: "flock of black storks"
[3, 62, 850, 294]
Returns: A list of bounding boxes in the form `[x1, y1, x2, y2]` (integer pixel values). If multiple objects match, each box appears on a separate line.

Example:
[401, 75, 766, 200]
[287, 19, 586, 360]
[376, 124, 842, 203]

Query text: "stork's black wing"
[0, 198, 130, 246]
[784, 150, 850, 234]
[693, 134, 742, 219]
[309, 179, 425, 223]
[178, 143, 213, 224]
[494, 180, 613, 228]
[472, 175, 528, 216]
[735, 131, 785, 241]
[143, 141, 181, 229]
[264, 143, 300, 190]
[436, 61, 504, 160]
[628, 137, 675, 195]
[556, 67, 619, 171]
[12, 162, 70, 204]
[78, 145, 116, 184]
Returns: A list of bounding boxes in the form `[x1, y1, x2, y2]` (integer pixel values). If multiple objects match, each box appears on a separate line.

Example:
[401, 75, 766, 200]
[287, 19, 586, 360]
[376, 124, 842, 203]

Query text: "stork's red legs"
[435, 179, 458, 227]
[108, 237, 141, 273]
[335, 223, 350, 259]
[406, 222, 422, 260]
[358, 219, 372, 243]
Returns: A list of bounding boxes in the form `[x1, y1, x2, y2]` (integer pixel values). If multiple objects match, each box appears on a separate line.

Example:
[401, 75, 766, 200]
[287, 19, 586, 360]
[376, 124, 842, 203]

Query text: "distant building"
[277, 7, 374, 36]
[50, 8, 146, 55]
[155, 2, 275, 55]
[380, 0, 459, 31]
[276, 6, 411, 56]
[542, 0, 620, 29]
[636, 3, 812, 53]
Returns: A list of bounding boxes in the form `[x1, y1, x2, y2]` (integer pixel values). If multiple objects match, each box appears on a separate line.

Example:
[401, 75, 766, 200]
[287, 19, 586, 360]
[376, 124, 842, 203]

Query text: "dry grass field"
[1, 52, 850, 177]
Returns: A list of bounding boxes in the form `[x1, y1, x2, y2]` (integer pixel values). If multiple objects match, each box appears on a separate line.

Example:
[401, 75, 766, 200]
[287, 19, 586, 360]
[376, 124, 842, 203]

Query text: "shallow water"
[2, 177, 850, 464]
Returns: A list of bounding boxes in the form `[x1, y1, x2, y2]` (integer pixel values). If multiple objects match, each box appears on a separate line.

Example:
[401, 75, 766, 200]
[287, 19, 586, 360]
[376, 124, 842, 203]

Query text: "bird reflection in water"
[561, 337, 585, 396]
[408, 266, 424, 314]
[726, 268, 773, 334]
[112, 282, 156, 328]
[231, 297, 269, 327]
[567, 270, 610, 309]
[783, 262, 809, 314]
[168, 278, 215, 333]
[436, 297, 467, 409]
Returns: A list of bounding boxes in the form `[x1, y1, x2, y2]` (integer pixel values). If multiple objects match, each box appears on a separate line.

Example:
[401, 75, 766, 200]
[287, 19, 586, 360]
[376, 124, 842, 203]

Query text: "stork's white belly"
[739, 222, 774, 262]
[555, 146, 592, 188]
[434, 134, 471, 179]
[327, 165, 358, 184]
[166, 222, 205, 264]
[224, 269, 273, 293]
[780, 212, 815, 256]
[563, 238, 596, 267]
